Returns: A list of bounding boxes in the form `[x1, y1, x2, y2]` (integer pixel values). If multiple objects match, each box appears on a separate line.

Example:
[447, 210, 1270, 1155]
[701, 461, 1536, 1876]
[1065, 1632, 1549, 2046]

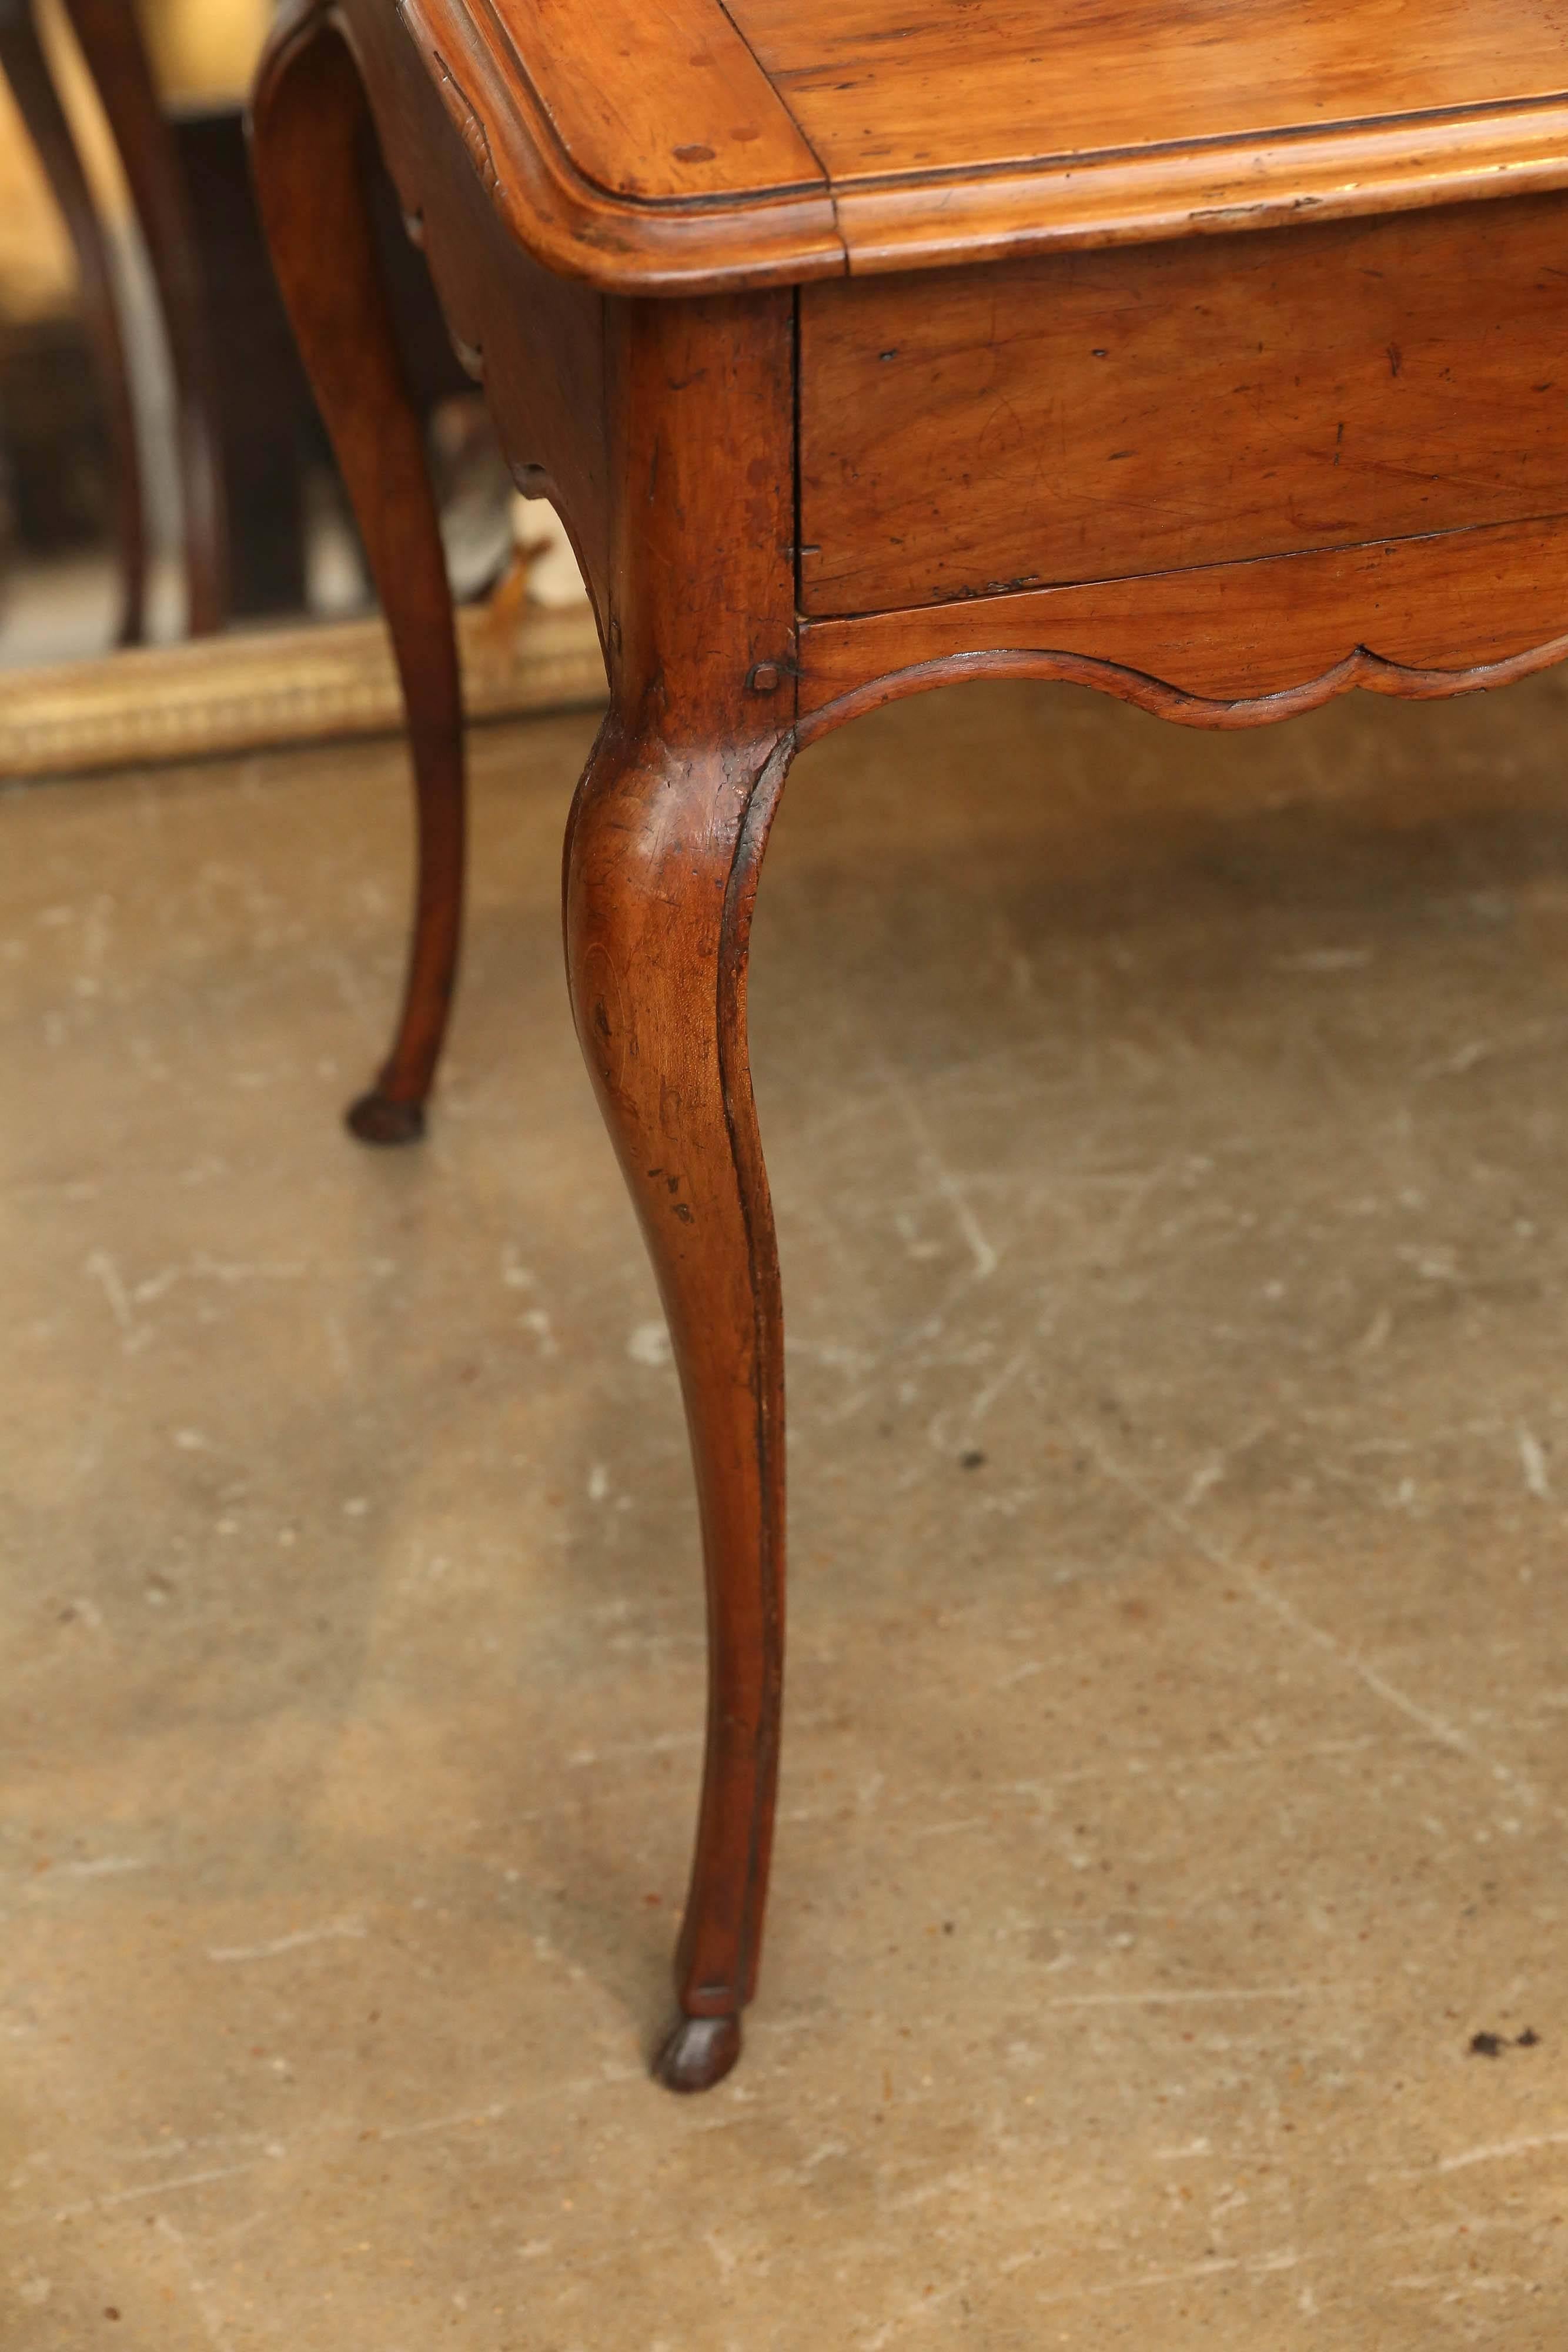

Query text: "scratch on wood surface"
[52, 2157, 276, 2220]
[964, 1341, 1033, 1432]
[375, 2100, 509, 2143]
[1042, 1985, 1340, 2009]
[45, 1855, 148, 1879]
[566, 1729, 701, 1767]
[83, 1250, 133, 1329]
[877, 1057, 998, 1279]
[131, 1255, 307, 1302]
[1072, 1422, 1548, 1816]
[1517, 1427, 1552, 1501]
[154, 2216, 234, 2351]
[208, 1917, 366, 1963]
[1433, 2129, 1568, 2174]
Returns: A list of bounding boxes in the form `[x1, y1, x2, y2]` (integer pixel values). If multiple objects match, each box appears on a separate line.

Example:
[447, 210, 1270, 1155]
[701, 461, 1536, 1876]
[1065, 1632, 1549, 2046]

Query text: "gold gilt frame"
[0, 596, 605, 781]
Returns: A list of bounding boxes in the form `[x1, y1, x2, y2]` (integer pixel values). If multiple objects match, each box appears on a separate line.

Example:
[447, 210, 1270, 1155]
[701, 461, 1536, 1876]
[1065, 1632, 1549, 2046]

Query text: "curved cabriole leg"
[62, 0, 229, 634]
[250, 8, 463, 1145]
[1, 0, 147, 646]
[565, 719, 791, 2093]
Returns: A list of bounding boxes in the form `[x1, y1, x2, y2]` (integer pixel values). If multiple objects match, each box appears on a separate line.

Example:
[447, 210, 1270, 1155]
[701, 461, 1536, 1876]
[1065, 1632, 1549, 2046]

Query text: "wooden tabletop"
[400, 0, 1568, 288]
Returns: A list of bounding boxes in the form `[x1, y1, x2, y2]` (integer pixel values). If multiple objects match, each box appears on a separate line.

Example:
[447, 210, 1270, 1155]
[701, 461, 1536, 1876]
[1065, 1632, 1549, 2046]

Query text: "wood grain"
[828, 102, 1568, 279]
[802, 193, 1568, 615]
[337, 0, 1568, 292]
[375, 0, 844, 293]
[734, 0, 1568, 191]
[795, 517, 1568, 725]
[566, 292, 798, 2092]
[477, 0, 824, 203]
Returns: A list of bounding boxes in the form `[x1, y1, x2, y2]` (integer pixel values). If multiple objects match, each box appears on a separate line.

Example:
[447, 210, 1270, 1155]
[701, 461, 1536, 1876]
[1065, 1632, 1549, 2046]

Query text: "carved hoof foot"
[346, 1089, 426, 1147]
[653, 2011, 741, 2094]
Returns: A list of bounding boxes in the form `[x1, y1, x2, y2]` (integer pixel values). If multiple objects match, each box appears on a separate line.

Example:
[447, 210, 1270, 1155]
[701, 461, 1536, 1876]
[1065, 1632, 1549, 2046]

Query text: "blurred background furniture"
[0, 0, 226, 638]
[0, 0, 526, 657]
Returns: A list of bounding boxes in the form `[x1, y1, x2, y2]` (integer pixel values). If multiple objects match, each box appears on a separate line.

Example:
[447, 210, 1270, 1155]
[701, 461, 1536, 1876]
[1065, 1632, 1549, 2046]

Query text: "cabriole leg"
[565, 716, 791, 2092]
[250, 9, 463, 1145]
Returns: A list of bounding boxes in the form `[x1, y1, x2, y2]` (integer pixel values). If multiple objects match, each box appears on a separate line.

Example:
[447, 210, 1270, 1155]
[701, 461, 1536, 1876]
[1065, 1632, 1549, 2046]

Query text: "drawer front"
[799, 193, 1568, 618]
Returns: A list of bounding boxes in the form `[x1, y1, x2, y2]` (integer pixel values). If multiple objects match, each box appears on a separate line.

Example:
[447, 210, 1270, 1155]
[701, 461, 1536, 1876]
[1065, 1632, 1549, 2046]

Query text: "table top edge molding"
[374, 0, 847, 293]
[832, 101, 1568, 275]
[346, 1, 1568, 292]
[471, 0, 827, 204]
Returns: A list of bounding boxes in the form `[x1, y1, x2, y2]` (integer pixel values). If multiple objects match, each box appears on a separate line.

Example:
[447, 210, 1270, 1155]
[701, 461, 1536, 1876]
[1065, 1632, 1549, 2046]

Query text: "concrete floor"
[5, 672, 1568, 2346]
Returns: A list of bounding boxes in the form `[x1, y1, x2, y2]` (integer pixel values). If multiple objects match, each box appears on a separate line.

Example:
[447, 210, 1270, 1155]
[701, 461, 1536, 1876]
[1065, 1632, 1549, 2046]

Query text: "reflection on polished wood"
[250, 0, 1568, 2088]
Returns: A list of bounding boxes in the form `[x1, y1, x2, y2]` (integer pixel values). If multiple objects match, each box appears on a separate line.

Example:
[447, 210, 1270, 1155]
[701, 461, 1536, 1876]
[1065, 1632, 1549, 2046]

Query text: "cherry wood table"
[251, 0, 1568, 2090]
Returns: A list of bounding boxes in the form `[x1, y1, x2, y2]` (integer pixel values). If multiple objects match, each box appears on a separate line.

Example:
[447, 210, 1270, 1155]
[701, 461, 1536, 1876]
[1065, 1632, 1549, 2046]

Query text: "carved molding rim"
[796, 632, 1568, 743]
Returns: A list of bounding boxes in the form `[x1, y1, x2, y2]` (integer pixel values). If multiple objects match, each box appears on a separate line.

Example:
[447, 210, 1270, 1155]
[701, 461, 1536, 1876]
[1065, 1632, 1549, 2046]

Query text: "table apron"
[798, 192, 1568, 619]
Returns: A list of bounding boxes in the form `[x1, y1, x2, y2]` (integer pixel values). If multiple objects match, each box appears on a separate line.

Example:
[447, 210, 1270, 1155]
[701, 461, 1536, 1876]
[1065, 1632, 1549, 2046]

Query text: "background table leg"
[250, 10, 464, 1145]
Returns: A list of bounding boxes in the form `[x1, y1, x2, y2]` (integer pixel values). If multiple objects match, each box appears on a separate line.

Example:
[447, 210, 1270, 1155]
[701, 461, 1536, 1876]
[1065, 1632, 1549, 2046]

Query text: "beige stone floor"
[5, 673, 1568, 2346]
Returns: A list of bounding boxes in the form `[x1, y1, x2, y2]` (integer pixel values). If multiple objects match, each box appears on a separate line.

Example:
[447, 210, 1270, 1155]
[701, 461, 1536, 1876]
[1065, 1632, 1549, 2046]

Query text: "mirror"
[0, 0, 600, 783]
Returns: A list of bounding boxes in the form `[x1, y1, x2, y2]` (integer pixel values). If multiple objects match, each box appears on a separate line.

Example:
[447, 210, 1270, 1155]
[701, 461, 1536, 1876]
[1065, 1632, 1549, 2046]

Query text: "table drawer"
[799, 192, 1568, 619]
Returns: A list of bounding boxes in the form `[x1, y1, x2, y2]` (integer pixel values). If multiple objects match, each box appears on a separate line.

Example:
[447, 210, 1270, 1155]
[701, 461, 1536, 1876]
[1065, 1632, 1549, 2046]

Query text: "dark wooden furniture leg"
[566, 726, 790, 2090]
[566, 298, 797, 2090]
[0, 0, 146, 646]
[61, 0, 229, 635]
[170, 106, 311, 621]
[249, 16, 465, 1146]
